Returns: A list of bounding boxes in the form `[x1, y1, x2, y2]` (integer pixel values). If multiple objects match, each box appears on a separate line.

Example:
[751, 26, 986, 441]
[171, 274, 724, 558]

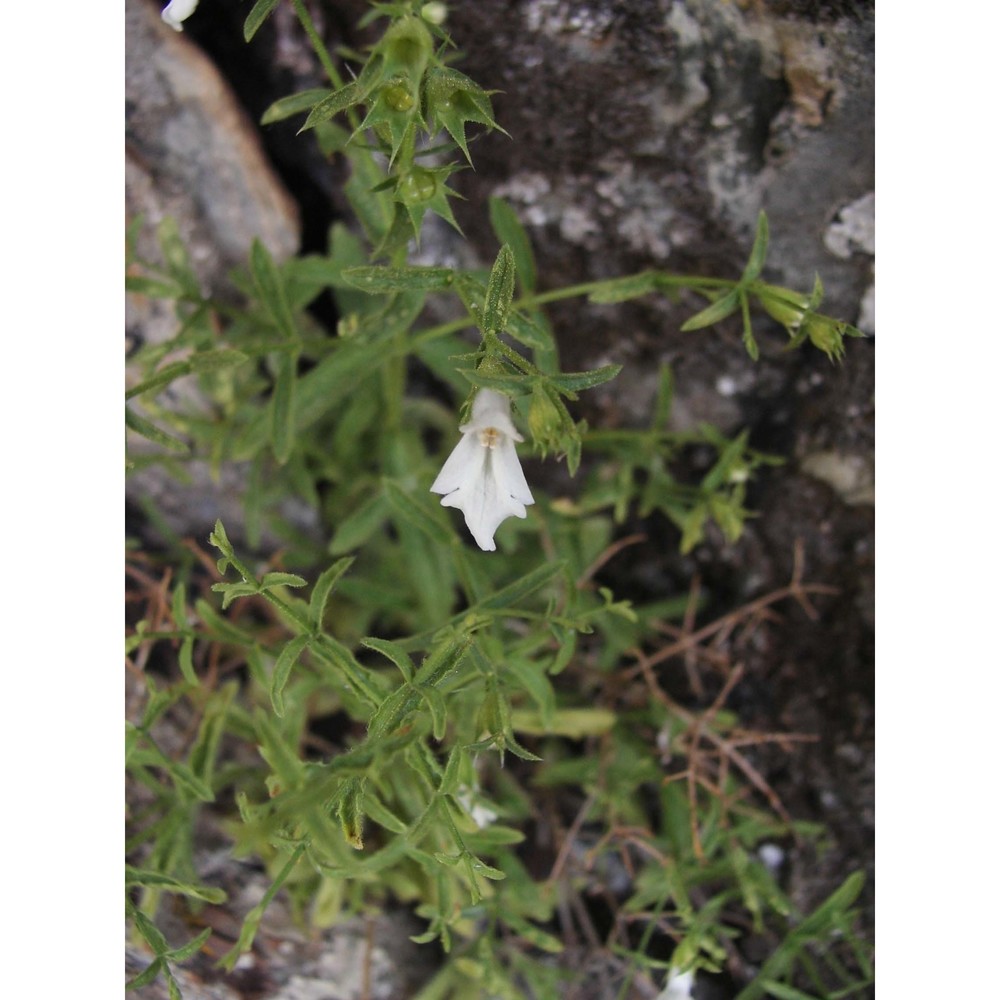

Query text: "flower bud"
[757, 283, 810, 334]
[803, 314, 847, 362]
[421, 2, 447, 25]
[397, 167, 437, 204]
[528, 384, 564, 456]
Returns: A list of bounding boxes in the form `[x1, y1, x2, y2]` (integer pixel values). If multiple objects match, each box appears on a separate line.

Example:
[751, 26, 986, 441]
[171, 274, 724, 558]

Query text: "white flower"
[655, 969, 695, 1000]
[430, 389, 534, 551]
[161, 0, 199, 32]
[455, 785, 498, 829]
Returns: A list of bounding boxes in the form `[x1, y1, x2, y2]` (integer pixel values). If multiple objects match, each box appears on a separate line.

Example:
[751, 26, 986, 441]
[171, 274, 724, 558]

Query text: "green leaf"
[125, 407, 188, 453]
[361, 637, 416, 682]
[270, 634, 311, 717]
[219, 844, 308, 970]
[329, 493, 389, 555]
[210, 580, 258, 610]
[740, 290, 760, 361]
[125, 349, 249, 400]
[680, 288, 741, 332]
[251, 239, 298, 340]
[488, 198, 536, 292]
[166, 759, 215, 802]
[309, 557, 355, 628]
[270, 351, 297, 464]
[166, 927, 213, 963]
[178, 636, 197, 685]
[260, 572, 309, 591]
[261, 88, 332, 125]
[342, 265, 455, 293]
[125, 866, 227, 904]
[125, 275, 185, 299]
[476, 560, 565, 612]
[362, 792, 409, 834]
[505, 658, 556, 729]
[232, 294, 426, 460]
[503, 912, 564, 954]
[456, 367, 528, 393]
[384, 478, 453, 547]
[547, 364, 622, 394]
[244, 0, 281, 41]
[483, 244, 516, 335]
[421, 685, 448, 740]
[300, 82, 361, 132]
[505, 310, 555, 352]
[587, 271, 660, 304]
[157, 217, 195, 290]
[741, 210, 770, 283]
[126, 957, 164, 991]
[511, 707, 616, 738]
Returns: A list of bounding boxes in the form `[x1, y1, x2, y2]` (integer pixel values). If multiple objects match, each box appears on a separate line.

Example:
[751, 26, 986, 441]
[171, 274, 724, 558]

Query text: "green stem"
[411, 273, 742, 348]
[289, 0, 344, 88]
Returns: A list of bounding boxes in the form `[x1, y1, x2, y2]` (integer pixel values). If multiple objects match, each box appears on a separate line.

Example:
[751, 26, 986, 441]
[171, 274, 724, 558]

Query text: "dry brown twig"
[629, 541, 830, 856]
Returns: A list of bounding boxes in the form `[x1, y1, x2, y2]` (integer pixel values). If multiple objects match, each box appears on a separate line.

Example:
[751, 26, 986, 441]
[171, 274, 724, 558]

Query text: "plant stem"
[290, 0, 344, 88]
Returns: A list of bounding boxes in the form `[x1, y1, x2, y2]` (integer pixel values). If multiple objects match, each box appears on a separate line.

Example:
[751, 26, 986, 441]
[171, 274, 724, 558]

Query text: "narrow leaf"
[741, 210, 770, 283]
[244, 0, 281, 42]
[476, 560, 565, 612]
[361, 637, 415, 682]
[260, 571, 309, 591]
[309, 557, 355, 627]
[587, 271, 660, 304]
[301, 82, 361, 132]
[270, 634, 311, 717]
[261, 88, 331, 125]
[547, 364, 622, 394]
[125, 407, 188, 453]
[488, 198, 536, 292]
[250, 239, 297, 340]
[680, 288, 741, 332]
[384, 478, 453, 546]
[483, 244, 516, 335]
[343, 265, 455, 293]
[125, 866, 227, 904]
[270, 351, 297, 464]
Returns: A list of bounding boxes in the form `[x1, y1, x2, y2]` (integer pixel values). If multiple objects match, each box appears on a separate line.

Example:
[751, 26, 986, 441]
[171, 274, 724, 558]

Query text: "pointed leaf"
[261, 88, 331, 125]
[301, 82, 361, 131]
[125, 407, 188, 453]
[741, 210, 770, 283]
[361, 637, 416, 682]
[483, 244, 516, 335]
[244, 0, 281, 41]
[270, 634, 311, 717]
[489, 198, 536, 292]
[271, 351, 297, 464]
[309, 557, 355, 627]
[680, 289, 741, 332]
[343, 265, 455, 293]
[588, 271, 660, 304]
[547, 364, 622, 394]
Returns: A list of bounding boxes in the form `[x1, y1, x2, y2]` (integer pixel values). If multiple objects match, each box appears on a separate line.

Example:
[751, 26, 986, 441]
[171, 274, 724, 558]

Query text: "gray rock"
[126, 0, 304, 546]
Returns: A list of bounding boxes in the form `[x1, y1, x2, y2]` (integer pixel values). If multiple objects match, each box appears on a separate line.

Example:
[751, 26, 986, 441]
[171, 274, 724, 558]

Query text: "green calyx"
[425, 67, 506, 163]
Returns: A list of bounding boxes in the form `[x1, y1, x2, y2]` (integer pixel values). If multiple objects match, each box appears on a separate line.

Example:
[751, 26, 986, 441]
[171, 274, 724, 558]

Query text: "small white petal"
[162, 0, 199, 31]
[492, 436, 534, 506]
[655, 970, 695, 1000]
[429, 433, 483, 495]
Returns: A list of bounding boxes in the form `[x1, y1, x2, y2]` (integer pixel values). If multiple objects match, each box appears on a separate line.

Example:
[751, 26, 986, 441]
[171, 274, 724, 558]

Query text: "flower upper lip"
[161, 0, 199, 32]
[430, 389, 534, 551]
